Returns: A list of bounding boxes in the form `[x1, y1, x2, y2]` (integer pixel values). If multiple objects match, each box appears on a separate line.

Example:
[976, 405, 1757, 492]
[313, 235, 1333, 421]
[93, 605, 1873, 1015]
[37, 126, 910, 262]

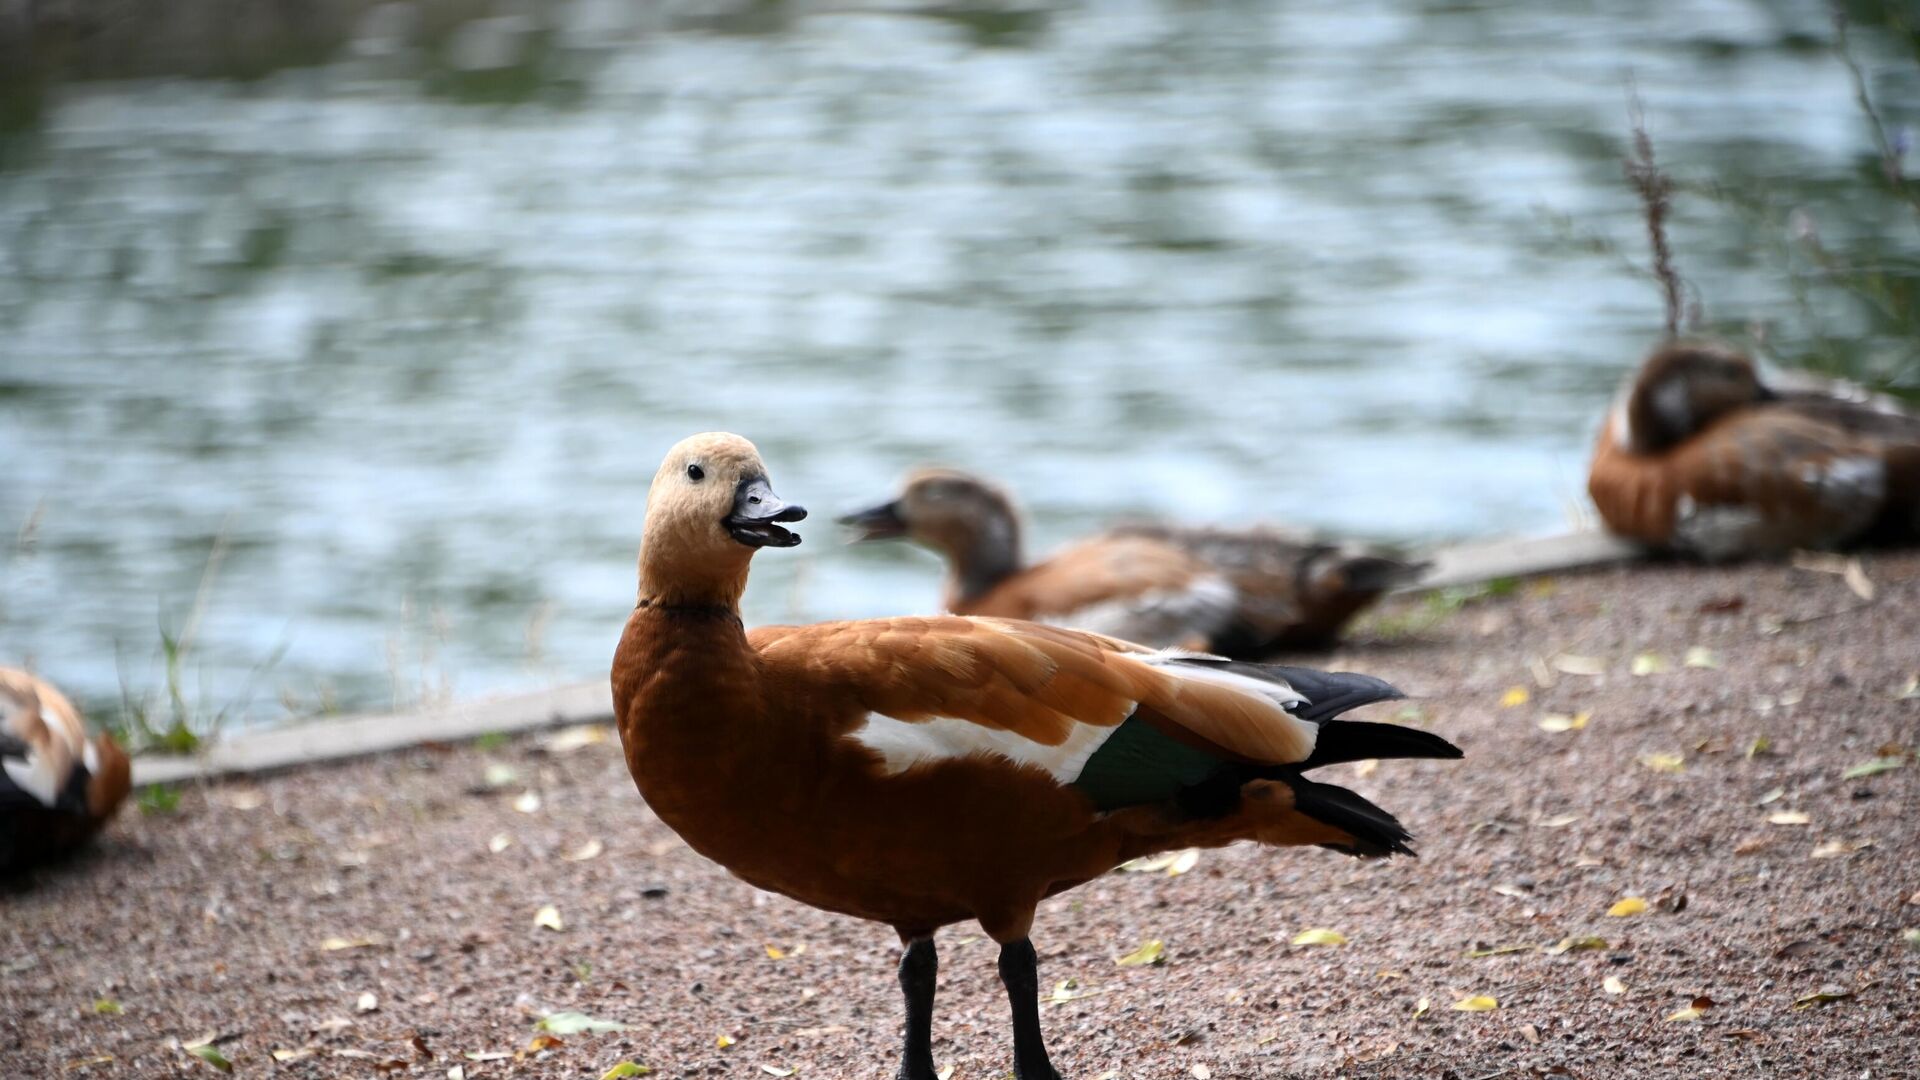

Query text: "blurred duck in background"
[1, 668, 132, 871]
[841, 469, 1425, 655]
[1589, 341, 1920, 559]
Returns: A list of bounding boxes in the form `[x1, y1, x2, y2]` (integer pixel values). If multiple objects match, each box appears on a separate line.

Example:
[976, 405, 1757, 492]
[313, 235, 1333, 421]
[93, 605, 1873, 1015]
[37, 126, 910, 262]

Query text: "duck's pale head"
[841, 468, 1018, 555]
[639, 432, 806, 602]
[1618, 341, 1772, 454]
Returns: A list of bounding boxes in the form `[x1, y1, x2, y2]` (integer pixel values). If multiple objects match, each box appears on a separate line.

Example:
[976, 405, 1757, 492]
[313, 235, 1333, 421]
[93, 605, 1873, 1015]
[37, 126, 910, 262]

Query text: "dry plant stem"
[1624, 82, 1687, 338]
[1832, 4, 1920, 219]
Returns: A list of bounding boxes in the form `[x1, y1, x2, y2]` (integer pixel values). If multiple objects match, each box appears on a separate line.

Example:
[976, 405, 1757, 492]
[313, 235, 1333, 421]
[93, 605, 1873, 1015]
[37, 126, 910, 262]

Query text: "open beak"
[725, 477, 806, 549]
[837, 499, 907, 542]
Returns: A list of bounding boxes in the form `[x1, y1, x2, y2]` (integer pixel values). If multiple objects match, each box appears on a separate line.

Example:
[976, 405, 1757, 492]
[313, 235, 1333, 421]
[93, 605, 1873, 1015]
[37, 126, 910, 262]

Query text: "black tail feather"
[1282, 774, 1416, 858]
[1261, 666, 1403, 721]
[1299, 720, 1463, 771]
[1334, 553, 1430, 594]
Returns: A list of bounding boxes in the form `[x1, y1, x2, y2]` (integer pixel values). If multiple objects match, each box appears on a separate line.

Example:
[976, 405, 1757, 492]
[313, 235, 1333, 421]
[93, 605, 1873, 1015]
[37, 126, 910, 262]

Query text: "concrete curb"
[132, 529, 1643, 787]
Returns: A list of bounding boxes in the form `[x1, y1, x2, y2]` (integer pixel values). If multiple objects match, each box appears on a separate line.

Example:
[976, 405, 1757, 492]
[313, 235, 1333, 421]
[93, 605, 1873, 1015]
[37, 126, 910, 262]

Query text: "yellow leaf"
[716, 1034, 736, 1049]
[1452, 995, 1499, 1012]
[1115, 939, 1166, 966]
[1291, 928, 1347, 946]
[93, 998, 123, 1014]
[1537, 712, 1590, 733]
[541, 724, 609, 755]
[1603, 976, 1627, 995]
[1607, 897, 1648, 917]
[1768, 811, 1811, 826]
[1119, 852, 1182, 873]
[527, 1034, 565, 1051]
[1746, 736, 1773, 759]
[1464, 943, 1533, 958]
[1811, 838, 1874, 859]
[562, 839, 604, 862]
[1630, 653, 1668, 676]
[1500, 687, 1530, 708]
[270, 1049, 312, 1063]
[1841, 757, 1904, 779]
[764, 944, 786, 960]
[1552, 654, 1607, 676]
[1412, 997, 1430, 1019]
[1638, 752, 1685, 774]
[321, 936, 380, 952]
[1665, 1007, 1704, 1022]
[1683, 647, 1719, 669]
[1050, 978, 1085, 1003]
[1792, 988, 1854, 1009]
[600, 1064, 653, 1080]
[534, 905, 564, 932]
[1534, 813, 1581, 828]
[1543, 936, 1607, 955]
[1167, 849, 1201, 876]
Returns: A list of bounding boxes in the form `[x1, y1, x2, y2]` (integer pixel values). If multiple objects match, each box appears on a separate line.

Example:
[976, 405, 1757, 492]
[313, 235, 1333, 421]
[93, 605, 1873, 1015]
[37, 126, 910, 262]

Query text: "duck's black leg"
[896, 936, 939, 1080]
[998, 938, 1063, 1080]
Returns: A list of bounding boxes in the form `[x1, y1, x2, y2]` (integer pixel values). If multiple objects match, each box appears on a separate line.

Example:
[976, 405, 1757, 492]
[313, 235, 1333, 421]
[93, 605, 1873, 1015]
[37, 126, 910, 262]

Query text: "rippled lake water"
[2, 1, 1915, 727]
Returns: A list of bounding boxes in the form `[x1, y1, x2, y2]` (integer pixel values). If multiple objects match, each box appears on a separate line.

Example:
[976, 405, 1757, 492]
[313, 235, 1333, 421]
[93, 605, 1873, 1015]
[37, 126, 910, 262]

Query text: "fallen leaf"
[1412, 997, 1430, 1019]
[1607, 897, 1648, 917]
[1768, 811, 1811, 826]
[1538, 712, 1591, 733]
[1192, 1065, 1212, 1079]
[526, 1034, 564, 1051]
[1116, 939, 1166, 966]
[1552, 654, 1606, 676]
[1684, 647, 1719, 669]
[937, 1067, 955, 1080]
[65, 1055, 114, 1070]
[1465, 943, 1534, 958]
[1734, 835, 1770, 855]
[1842, 558, 1874, 601]
[1290, 928, 1347, 947]
[218, 789, 266, 810]
[1841, 757, 1904, 780]
[93, 998, 123, 1014]
[600, 1064, 653, 1079]
[1517, 1022, 1540, 1044]
[357, 992, 379, 1013]
[1545, 936, 1608, 955]
[760, 1067, 795, 1077]
[482, 763, 518, 789]
[1792, 987, 1854, 1009]
[537, 1011, 630, 1034]
[1604, 976, 1627, 995]
[1167, 849, 1201, 876]
[1901, 928, 1920, 950]
[488, 833, 513, 854]
[1120, 852, 1185, 873]
[322, 936, 381, 952]
[1352, 758, 1380, 779]
[1534, 813, 1581, 828]
[1050, 978, 1088, 1003]
[1452, 995, 1499, 1012]
[1501, 687, 1531, 708]
[1631, 653, 1669, 677]
[270, 1049, 312, 1063]
[716, 1034, 736, 1049]
[1756, 787, 1785, 806]
[1492, 883, 1529, 899]
[513, 791, 542, 814]
[1666, 1006, 1705, 1022]
[1746, 736, 1773, 759]
[562, 839, 604, 862]
[541, 724, 609, 755]
[1811, 838, 1874, 859]
[534, 905, 564, 932]
[185, 1045, 232, 1073]
[1639, 752, 1685, 774]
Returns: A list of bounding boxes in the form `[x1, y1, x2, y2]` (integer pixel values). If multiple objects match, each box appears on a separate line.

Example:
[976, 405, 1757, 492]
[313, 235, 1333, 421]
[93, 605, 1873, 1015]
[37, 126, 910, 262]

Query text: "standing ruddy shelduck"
[612, 433, 1461, 1080]
[1589, 341, 1920, 558]
[839, 468, 1422, 654]
[1, 668, 131, 871]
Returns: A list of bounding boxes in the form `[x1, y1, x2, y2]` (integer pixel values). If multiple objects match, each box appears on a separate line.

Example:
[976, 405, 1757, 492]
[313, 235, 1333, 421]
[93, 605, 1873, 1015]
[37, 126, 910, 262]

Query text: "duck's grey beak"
[837, 499, 907, 542]
[726, 477, 806, 549]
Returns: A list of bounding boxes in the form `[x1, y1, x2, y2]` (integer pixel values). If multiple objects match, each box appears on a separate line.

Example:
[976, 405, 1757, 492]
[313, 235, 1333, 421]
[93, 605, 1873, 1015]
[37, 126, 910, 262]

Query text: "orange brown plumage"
[840, 468, 1423, 654]
[611, 433, 1460, 1080]
[1589, 341, 1920, 558]
[1, 667, 132, 871]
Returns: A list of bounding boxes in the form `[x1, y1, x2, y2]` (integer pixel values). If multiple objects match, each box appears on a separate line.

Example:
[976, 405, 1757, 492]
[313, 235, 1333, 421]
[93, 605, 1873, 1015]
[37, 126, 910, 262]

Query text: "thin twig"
[1832, 4, 1920, 218]
[1622, 81, 1689, 337]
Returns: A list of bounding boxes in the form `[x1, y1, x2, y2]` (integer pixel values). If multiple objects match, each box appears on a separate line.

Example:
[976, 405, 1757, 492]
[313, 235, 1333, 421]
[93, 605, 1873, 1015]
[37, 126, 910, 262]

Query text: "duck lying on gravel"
[840, 468, 1423, 654]
[1, 668, 131, 871]
[612, 432, 1461, 1080]
[1590, 341, 1920, 558]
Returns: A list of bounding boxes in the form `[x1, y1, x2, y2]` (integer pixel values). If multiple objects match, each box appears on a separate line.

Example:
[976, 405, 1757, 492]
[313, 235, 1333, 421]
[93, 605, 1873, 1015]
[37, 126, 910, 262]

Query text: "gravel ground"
[4, 554, 1918, 1080]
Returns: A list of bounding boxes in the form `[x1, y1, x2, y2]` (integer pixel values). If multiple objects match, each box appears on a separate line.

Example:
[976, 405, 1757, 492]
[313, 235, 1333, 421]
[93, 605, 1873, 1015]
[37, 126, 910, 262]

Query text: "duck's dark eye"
[686, 463, 705, 482]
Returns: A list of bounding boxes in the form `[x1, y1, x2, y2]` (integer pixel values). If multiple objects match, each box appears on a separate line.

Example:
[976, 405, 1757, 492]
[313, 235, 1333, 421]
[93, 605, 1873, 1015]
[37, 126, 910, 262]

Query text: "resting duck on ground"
[1588, 341, 1920, 559]
[1, 668, 131, 871]
[839, 468, 1423, 654]
[612, 433, 1461, 1080]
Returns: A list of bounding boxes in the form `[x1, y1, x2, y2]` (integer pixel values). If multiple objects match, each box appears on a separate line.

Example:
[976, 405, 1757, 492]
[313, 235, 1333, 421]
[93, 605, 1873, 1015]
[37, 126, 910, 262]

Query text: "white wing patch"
[1047, 574, 1239, 649]
[2, 750, 61, 808]
[848, 712, 1128, 784]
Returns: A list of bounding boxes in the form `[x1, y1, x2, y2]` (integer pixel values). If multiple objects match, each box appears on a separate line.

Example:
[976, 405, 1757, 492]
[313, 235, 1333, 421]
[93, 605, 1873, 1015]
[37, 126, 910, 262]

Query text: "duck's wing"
[971, 536, 1238, 650]
[1106, 523, 1426, 651]
[750, 617, 1455, 812]
[1592, 406, 1902, 557]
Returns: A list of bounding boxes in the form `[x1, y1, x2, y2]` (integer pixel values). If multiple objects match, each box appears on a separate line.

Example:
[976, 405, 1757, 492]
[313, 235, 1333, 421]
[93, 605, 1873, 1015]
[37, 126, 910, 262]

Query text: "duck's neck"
[635, 530, 752, 614]
[948, 510, 1024, 604]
